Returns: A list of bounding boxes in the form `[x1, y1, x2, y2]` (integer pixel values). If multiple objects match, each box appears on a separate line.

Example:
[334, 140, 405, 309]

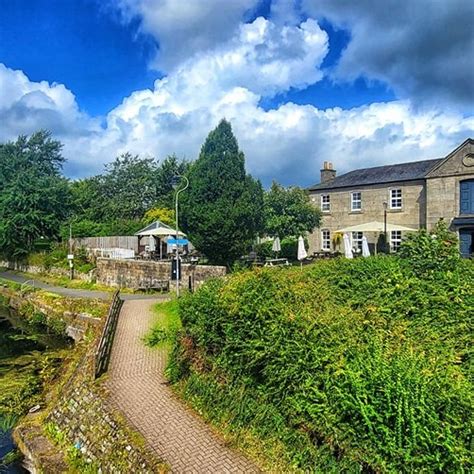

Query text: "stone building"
[308, 139, 474, 257]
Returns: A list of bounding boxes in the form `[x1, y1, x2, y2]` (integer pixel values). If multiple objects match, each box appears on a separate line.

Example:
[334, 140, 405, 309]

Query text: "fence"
[94, 290, 123, 378]
[72, 236, 138, 254]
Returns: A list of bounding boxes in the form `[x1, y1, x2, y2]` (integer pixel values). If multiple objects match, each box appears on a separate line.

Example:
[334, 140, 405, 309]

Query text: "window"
[391, 230, 402, 252]
[460, 180, 474, 215]
[321, 194, 330, 212]
[351, 232, 363, 252]
[321, 230, 331, 251]
[351, 191, 362, 211]
[390, 189, 402, 209]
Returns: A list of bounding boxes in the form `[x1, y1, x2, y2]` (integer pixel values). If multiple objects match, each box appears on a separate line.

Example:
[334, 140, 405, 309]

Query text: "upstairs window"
[391, 230, 402, 252]
[351, 191, 362, 211]
[460, 180, 474, 215]
[390, 188, 402, 209]
[321, 230, 331, 251]
[321, 194, 330, 212]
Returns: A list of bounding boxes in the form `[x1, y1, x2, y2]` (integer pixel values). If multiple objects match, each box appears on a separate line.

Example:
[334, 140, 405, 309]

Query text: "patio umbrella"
[336, 221, 416, 233]
[148, 234, 156, 252]
[272, 237, 281, 254]
[343, 233, 353, 259]
[362, 236, 370, 257]
[297, 236, 307, 269]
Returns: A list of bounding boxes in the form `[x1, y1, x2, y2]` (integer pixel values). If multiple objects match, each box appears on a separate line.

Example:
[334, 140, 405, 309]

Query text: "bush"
[399, 219, 459, 275]
[171, 257, 473, 472]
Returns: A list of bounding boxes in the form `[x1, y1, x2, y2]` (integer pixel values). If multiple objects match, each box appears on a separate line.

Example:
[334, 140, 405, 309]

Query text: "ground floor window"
[391, 230, 402, 252]
[321, 229, 331, 251]
[351, 231, 363, 252]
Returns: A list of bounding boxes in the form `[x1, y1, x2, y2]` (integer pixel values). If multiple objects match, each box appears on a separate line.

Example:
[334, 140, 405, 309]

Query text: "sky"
[0, 0, 473, 186]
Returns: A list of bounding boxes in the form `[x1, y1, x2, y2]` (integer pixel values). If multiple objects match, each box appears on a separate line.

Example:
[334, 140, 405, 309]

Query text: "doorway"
[459, 228, 474, 257]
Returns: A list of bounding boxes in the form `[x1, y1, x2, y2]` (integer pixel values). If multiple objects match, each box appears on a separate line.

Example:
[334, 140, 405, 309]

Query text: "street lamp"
[172, 174, 189, 297]
[383, 201, 388, 253]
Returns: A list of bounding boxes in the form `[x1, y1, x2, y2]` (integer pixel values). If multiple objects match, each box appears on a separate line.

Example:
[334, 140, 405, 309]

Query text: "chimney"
[320, 161, 336, 184]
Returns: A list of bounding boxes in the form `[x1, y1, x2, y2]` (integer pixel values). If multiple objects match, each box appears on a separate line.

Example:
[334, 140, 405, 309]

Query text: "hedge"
[169, 256, 473, 472]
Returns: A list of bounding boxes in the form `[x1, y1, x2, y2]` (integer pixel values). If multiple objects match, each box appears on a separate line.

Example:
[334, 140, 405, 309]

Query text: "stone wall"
[0, 260, 94, 282]
[0, 286, 103, 342]
[96, 258, 226, 290]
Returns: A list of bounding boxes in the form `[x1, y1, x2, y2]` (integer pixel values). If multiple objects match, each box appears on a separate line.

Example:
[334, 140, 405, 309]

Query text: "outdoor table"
[264, 258, 289, 266]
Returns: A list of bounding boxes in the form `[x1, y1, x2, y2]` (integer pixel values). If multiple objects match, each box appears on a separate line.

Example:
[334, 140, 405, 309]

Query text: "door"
[459, 229, 473, 257]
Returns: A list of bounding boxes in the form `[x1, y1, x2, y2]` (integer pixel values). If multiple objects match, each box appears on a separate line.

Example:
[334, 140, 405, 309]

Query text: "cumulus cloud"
[110, 0, 260, 71]
[0, 14, 472, 184]
[303, 0, 474, 110]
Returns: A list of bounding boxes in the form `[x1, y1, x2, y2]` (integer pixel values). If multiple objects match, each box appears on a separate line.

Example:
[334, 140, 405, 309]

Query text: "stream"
[0, 303, 71, 473]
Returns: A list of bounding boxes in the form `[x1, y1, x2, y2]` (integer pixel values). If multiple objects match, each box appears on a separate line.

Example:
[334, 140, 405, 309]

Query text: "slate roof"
[309, 158, 445, 191]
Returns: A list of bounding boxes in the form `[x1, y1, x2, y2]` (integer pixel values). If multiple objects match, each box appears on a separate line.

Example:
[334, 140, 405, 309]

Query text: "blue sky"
[0, 0, 472, 185]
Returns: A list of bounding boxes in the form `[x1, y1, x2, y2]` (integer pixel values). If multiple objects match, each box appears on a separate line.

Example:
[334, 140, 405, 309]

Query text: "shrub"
[399, 219, 460, 275]
[171, 257, 473, 472]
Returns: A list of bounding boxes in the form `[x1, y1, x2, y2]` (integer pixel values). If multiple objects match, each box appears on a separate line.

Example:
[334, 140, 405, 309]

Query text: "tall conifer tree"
[181, 120, 263, 265]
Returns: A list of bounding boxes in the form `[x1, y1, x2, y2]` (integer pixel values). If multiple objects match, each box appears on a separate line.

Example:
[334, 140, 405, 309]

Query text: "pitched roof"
[309, 158, 444, 191]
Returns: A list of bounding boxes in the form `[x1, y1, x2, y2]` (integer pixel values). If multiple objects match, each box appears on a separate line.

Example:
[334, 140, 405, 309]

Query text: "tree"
[263, 181, 321, 238]
[0, 131, 71, 258]
[155, 155, 190, 208]
[101, 153, 159, 220]
[181, 120, 264, 265]
[143, 207, 175, 226]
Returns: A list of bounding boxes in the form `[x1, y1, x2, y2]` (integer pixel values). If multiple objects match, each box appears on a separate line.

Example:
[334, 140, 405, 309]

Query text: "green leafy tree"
[101, 153, 159, 220]
[264, 181, 321, 238]
[155, 155, 190, 208]
[0, 131, 71, 258]
[181, 120, 264, 265]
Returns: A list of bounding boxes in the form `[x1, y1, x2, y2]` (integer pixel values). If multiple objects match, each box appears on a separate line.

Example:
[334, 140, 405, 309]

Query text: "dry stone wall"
[96, 258, 226, 290]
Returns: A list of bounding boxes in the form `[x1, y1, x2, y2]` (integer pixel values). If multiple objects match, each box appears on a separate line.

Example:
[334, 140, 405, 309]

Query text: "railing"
[94, 290, 123, 378]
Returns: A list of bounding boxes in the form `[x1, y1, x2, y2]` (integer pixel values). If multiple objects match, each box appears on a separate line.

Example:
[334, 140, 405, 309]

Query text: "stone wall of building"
[96, 258, 227, 290]
[308, 181, 425, 253]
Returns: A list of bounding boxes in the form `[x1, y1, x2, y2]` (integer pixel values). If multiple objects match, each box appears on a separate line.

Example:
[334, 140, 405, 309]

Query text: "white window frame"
[351, 231, 363, 252]
[351, 191, 362, 211]
[390, 230, 402, 252]
[321, 229, 331, 251]
[390, 188, 403, 209]
[321, 194, 331, 212]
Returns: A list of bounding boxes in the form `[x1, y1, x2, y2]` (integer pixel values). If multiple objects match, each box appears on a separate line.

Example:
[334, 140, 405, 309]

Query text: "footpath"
[0, 270, 258, 472]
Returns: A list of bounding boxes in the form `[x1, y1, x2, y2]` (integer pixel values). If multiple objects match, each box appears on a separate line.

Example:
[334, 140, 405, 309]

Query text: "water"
[0, 304, 71, 472]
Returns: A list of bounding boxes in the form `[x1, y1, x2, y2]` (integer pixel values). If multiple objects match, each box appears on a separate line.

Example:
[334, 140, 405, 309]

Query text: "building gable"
[426, 138, 474, 179]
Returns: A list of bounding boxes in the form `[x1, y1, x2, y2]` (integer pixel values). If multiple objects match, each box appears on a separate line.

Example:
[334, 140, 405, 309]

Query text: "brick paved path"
[106, 299, 258, 473]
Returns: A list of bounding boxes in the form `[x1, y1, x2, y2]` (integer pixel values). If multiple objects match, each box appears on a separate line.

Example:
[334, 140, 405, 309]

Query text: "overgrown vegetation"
[169, 249, 473, 471]
[144, 300, 180, 348]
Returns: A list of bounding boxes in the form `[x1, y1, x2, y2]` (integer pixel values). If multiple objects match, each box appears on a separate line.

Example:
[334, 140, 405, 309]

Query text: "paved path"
[0, 270, 161, 301]
[106, 299, 258, 473]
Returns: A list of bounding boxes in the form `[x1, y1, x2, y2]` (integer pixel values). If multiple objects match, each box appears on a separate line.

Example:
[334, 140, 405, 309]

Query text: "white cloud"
[0, 14, 472, 185]
[110, 0, 260, 71]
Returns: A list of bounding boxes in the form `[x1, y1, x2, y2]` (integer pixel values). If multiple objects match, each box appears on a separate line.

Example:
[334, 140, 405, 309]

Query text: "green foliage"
[264, 181, 321, 238]
[399, 219, 460, 275]
[181, 120, 264, 265]
[0, 131, 71, 259]
[144, 300, 180, 347]
[171, 257, 474, 472]
[143, 207, 175, 226]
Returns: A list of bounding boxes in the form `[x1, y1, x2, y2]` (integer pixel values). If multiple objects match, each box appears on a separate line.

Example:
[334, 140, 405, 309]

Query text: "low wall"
[0, 260, 94, 282]
[96, 258, 226, 290]
[0, 287, 102, 342]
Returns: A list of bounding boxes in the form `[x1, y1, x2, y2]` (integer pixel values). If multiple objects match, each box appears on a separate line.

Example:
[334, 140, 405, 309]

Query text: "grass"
[144, 300, 180, 349]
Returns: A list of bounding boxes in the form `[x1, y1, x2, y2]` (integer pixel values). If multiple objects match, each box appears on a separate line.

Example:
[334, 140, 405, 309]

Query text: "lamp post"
[383, 201, 388, 253]
[173, 174, 189, 297]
